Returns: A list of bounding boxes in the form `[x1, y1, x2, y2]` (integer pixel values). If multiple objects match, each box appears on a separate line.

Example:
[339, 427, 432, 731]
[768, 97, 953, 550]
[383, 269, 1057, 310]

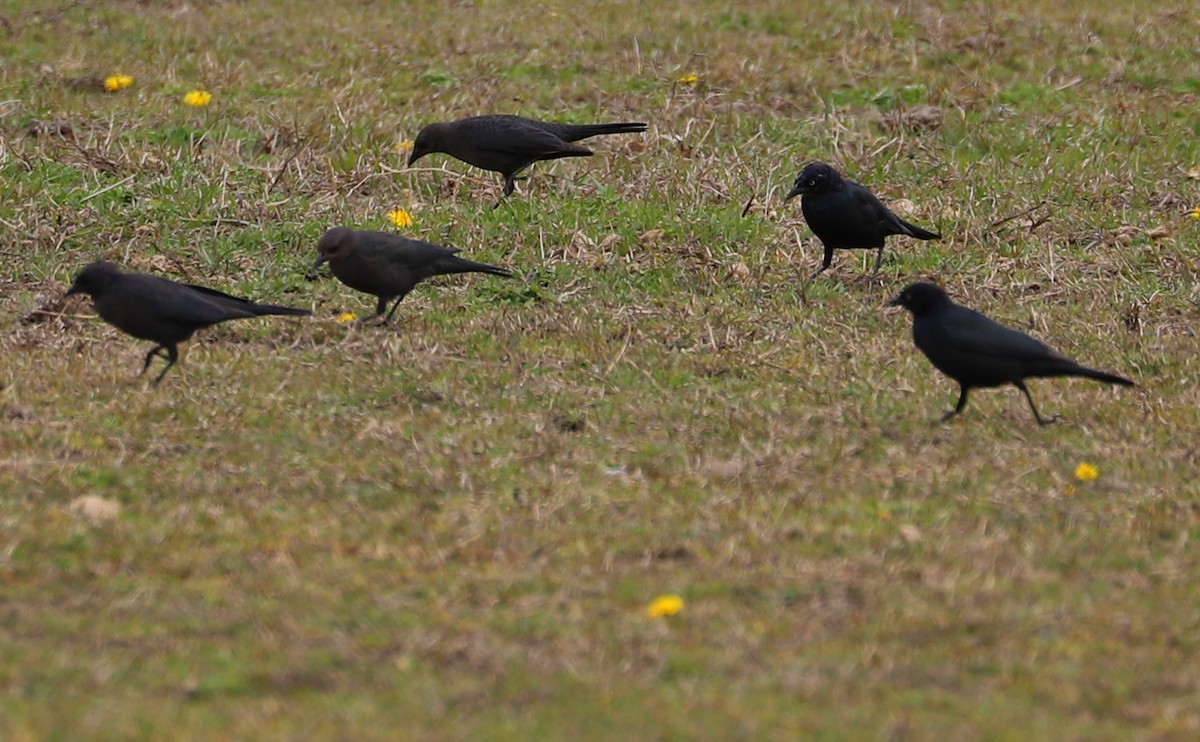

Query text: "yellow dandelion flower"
[1074, 463, 1099, 482]
[335, 312, 358, 324]
[1189, 205, 1200, 221]
[397, 140, 415, 153]
[646, 594, 684, 619]
[104, 74, 133, 92]
[183, 90, 213, 107]
[388, 209, 414, 229]
[676, 73, 700, 86]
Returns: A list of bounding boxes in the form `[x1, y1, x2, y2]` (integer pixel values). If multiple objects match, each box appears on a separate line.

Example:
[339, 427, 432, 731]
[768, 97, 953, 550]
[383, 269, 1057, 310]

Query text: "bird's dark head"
[407, 123, 443, 166]
[66, 261, 122, 299]
[310, 227, 358, 275]
[888, 282, 951, 317]
[785, 162, 842, 201]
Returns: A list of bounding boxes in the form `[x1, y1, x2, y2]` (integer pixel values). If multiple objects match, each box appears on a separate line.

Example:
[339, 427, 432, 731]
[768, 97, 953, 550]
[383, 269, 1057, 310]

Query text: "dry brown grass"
[2, 0, 1200, 738]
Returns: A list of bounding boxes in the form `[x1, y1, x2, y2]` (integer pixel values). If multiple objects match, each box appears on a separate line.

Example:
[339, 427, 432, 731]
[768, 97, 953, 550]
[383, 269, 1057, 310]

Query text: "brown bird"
[66, 261, 311, 384]
[407, 114, 647, 201]
[308, 227, 514, 324]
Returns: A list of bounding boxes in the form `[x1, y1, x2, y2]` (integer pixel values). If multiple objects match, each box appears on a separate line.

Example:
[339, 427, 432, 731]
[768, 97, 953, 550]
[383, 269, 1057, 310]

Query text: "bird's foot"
[1036, 414, 1060, 427]
[937, 410, 961, 424]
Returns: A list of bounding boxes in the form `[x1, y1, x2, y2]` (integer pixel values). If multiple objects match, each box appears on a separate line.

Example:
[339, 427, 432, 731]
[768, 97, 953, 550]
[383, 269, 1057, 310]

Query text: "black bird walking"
[309, 227, 513, 324]
[889, 282, 1134, 425]
[407, 114, 647, 202]
[785, 162, 940, 276]
[66, 261, 311, 384]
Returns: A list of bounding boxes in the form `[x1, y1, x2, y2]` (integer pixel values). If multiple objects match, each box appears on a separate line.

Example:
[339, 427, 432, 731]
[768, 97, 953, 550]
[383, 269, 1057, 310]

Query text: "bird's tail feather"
[248, 303, 313, 317]
[1035, 360, 1135, 386]
[442, 257, 513, 278]
[184, 283, 312, 317]
[567, 122, 648, 138]
[901, 219, 940, 241]
[1068, 365, 1135, 387]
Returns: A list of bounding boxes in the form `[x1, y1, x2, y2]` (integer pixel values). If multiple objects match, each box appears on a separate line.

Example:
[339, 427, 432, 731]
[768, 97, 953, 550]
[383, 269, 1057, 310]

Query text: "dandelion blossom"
[104, 75, 133, 92]
[335, 312, 358, 324]
[676, 73, 699, 86]
[183, 90, 213, 107]
[1074, 463, 1099, 481]
[1190, 205, 1200, 221]
[646, 594, 684, 619]
[387, 209, 414, 229]
[397, 140, 415, 153]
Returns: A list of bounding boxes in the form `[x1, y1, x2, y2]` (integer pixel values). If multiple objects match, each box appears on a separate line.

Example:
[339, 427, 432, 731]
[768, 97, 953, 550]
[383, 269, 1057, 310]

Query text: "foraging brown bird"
[407, 114, 648, 201]
[66, 261, 311, 384]
[785, 162, 940, 276]
[308, 227, 513, 324]
[889, 282, 1134, 425]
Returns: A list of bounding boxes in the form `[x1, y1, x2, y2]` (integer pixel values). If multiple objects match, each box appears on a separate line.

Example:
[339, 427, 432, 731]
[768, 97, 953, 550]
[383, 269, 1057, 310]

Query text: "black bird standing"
[309, 227, 513, 324]
[407, 114, 647, 202]
[785, 162, 940, 276]
[889, 282, 1134, 425]
[66, 261, 311, 384]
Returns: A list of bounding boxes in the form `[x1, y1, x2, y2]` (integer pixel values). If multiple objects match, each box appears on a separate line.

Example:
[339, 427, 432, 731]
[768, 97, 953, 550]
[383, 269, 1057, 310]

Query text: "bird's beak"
[407, 149, 422, 167]
[784, 184, 804, 201]
[65, 282, 82, 298]
[306, 253, 329, 280]
[887, 295, 904, 307]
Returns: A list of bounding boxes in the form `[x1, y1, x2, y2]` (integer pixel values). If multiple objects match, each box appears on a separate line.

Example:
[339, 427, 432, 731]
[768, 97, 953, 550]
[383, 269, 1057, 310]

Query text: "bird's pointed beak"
[407, 150, 422, 167]
[887, 295, 904, 308]
[784, 184, 804, 201]
[65, 282, 82, 298]
[306, 253, 329, 280]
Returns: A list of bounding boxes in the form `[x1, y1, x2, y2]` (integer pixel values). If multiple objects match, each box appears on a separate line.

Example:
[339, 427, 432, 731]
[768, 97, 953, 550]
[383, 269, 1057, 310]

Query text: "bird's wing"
[183, 282, 259, 306]
[937, 306, 1062, 363]
[469, 120, 582, 156]
[124, 275, 244, 323]
[852, 185, 910, 233]
[803, 189, 886, 248]
[360, 238, 461, 268]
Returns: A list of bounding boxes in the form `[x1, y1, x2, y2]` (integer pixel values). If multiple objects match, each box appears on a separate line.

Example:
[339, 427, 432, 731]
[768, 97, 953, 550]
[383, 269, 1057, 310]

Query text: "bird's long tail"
[441, 256, 514, 279]
[564, 122, 648, 139]
[247, 303, 313, 317]
[184, 283, 312, 317]
[1037, 360, 1135, 386]
[900, 219, 940, 241]
[1067, 364, 1135, 387]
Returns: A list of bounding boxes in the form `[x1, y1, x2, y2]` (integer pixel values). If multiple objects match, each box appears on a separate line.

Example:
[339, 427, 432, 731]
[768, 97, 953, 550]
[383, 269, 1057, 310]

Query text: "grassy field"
[2, 0, 1199, 738]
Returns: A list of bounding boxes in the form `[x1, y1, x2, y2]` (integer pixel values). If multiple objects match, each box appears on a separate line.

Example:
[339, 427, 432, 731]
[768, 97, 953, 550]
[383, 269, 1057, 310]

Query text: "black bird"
[785, 162, 940, 276]
[407, 114, 647, 201]
[889, 282, 1134, 425]
[66, 261, 311, 384]
[309, 227, 513, 324]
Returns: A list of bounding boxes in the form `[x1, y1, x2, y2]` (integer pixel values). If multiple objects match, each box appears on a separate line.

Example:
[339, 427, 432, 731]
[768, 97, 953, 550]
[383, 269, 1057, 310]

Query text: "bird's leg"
[358, 298, 388, 325]
[938, 386, 970, 423]
[151, 345, 179, 386]
[141, 345, 168, 376]
[809, 247, 834, 280]
[1016, 381, 1058, 426]
[380, 297, 406, 325]
[871, 247, 885, 276]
